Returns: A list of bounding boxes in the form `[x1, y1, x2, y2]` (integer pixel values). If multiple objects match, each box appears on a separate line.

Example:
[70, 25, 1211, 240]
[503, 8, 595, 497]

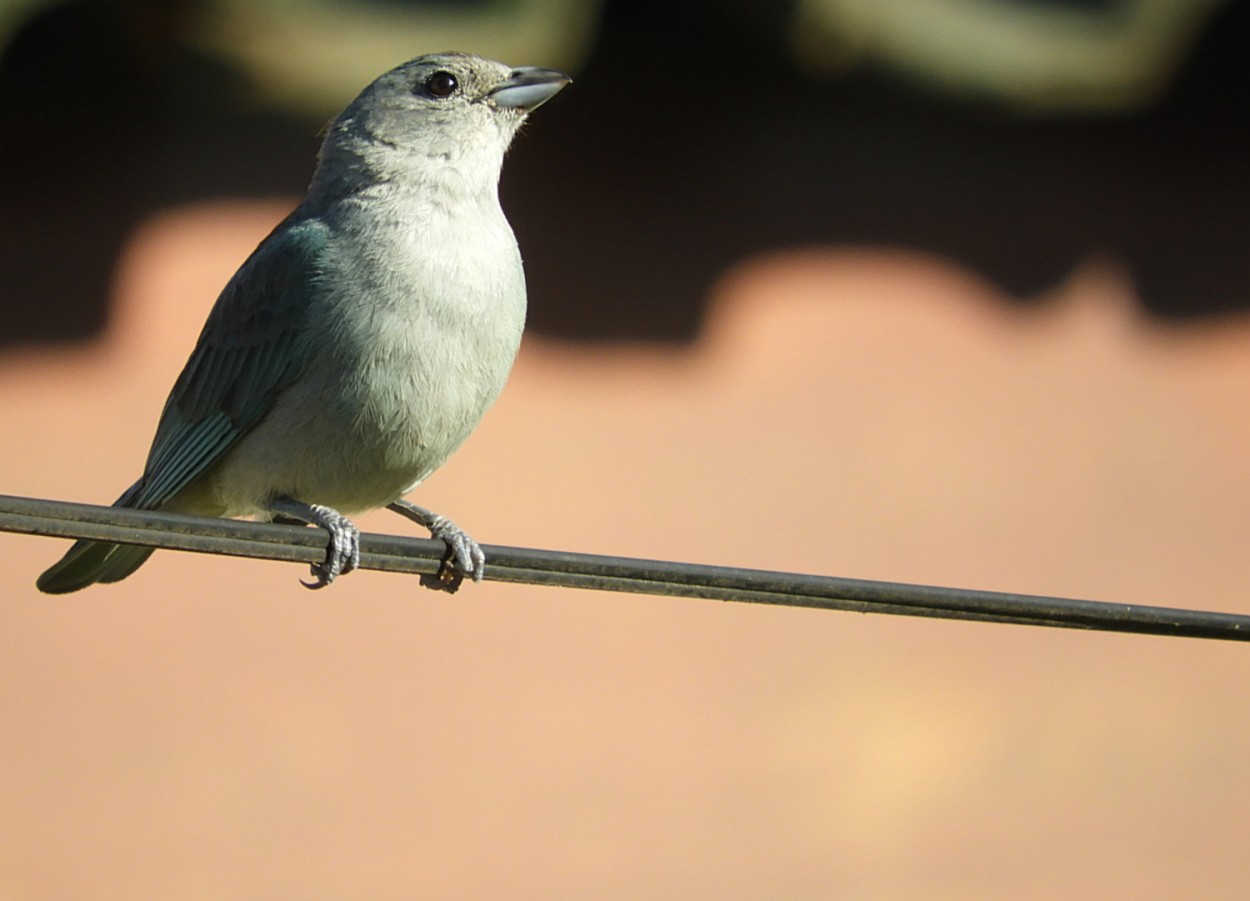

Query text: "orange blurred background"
[2, 2, 1250, 898]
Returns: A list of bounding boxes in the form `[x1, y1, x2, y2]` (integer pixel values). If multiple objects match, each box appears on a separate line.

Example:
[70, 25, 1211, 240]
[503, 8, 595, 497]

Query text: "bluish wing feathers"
[131, 215, 330, 510]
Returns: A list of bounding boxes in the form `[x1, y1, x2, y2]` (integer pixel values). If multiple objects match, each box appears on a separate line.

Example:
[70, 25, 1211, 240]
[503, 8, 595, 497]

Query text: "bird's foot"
[268, 497, 361, 589]
[387, 500, 485, 593]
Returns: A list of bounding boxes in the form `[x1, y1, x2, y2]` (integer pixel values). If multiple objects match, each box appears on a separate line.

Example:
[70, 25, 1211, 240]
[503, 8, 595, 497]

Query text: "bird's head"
[313, 52, 569, 198]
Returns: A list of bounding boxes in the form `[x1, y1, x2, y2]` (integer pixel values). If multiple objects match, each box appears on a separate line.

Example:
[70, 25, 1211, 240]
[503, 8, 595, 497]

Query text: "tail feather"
[37, 540, 156, 594]
[36, 482, 157, 594]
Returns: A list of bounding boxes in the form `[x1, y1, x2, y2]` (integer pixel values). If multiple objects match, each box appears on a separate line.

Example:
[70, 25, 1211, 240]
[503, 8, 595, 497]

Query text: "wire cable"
[2, 493, 1247, 642]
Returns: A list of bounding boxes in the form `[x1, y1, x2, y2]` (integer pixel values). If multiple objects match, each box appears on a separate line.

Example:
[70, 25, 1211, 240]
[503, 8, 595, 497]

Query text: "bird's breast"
[307, 201, 527, 497]
[200, 195, 528, 517]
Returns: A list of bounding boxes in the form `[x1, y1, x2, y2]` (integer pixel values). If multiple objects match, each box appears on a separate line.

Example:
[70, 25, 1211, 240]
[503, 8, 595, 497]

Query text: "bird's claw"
[419, 523, 485, 593]
[388, 500, 485, 593]
[264, 501, 360, 590]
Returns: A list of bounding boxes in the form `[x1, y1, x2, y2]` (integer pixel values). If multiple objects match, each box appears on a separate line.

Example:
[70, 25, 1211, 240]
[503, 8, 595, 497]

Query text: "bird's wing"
[132, 215, 330, 509]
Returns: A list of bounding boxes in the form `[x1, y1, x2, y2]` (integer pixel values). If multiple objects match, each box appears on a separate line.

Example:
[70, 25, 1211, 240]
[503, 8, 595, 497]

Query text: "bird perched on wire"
[37, 52, 569, 594]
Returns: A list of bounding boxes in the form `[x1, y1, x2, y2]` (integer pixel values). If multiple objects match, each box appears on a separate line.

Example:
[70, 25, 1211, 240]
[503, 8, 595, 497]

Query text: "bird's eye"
[425, 71, 459, 98]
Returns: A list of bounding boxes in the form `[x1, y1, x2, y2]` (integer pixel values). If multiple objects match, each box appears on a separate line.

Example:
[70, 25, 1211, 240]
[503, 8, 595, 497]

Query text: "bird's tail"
[36, 484, 157, 594]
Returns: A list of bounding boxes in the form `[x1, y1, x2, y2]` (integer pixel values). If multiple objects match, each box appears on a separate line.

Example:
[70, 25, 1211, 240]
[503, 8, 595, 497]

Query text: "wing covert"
[132, 215, 330, 510]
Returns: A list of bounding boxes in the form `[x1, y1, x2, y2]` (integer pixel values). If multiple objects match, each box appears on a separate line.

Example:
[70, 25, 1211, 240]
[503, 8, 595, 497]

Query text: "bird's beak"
[488, 67, 571, 112]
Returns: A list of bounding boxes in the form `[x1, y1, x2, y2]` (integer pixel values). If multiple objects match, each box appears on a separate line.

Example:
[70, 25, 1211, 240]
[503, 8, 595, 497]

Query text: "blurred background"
[2, 0, 1250, 897]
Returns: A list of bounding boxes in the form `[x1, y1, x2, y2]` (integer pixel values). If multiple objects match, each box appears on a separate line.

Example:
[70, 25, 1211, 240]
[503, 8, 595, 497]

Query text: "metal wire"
[3, 492, 1248, 642]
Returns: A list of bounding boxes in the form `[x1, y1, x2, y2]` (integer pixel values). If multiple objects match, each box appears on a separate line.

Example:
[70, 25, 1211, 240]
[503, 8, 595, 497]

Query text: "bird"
[37, 52, 569, 594]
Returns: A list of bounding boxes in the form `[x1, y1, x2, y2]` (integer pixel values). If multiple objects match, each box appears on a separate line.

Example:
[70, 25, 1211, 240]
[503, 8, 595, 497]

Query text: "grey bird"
[37, 52, 569, 594]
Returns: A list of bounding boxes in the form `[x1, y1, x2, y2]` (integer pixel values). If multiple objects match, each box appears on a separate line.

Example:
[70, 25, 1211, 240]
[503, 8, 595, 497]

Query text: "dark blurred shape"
[1, 0, 1249, 349]
[0, 0, 314, 346]
[509, 0, 1250, 341]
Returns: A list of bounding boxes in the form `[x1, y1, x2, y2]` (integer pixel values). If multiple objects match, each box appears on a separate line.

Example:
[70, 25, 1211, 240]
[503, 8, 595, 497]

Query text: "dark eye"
[425, 71, 458, 98]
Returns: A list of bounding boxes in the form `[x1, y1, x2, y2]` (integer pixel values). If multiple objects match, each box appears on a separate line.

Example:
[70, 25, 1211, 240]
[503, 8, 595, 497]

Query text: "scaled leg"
[387, 499, 485, 593]
[268, 496, 361, 589]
